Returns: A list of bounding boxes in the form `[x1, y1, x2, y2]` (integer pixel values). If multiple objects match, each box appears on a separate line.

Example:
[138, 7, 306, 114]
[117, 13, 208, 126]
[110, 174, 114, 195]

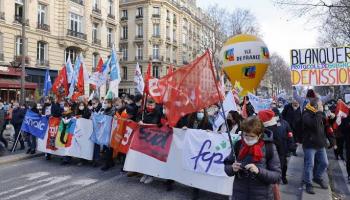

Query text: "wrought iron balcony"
[14, 55, 31, 64]
[70, 0, 84, 5]
[121, 16, 128, 21]
[136, 15, 143, 19]
[93, 38, 101, 45]
[37, 23, 50, 31]
[67, 29, 87, 40]
[0, 12, 4, 20]
[152, 14, 160, 18]
[107, 14, 115, 20]
[37, 59, 49, 66]
[92, 7, 101, 14]
[135, 56, 143, 61]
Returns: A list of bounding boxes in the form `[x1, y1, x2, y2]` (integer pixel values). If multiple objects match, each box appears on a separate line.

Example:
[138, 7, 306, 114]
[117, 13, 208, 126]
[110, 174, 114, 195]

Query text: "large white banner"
[124, 128, 234, 196]
[37, 118, 95, 160]
[248, 92, 273, 112]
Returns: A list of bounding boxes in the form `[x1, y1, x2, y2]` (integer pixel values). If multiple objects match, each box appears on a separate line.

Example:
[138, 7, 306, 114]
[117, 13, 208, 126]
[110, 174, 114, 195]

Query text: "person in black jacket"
[340, 110, 350, 183]
[75, 101, 91, 119]
[10, 102, 26, 151]
[25, 102, 40, 154]
[101, 98, 116, 171]
[282, 100, 302, 146]
[91, 97, 102, 113]
[224, 116, 281, 200]
[240, 96, 255, 117]
[302, 98, 329, 194]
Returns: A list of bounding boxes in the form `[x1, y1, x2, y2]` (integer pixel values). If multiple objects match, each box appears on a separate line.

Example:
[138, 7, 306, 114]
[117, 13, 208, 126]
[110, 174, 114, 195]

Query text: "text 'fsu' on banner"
[124, 128, 234, 196]
[37, 118, 94, 160]
[290, 47, 350, 86]
[21, 110, 49, 139]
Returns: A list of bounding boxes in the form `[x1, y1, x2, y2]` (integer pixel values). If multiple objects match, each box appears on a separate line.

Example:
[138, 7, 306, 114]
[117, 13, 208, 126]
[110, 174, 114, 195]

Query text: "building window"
[121, 46, 128, 61]
[152, 65, 159, 78]
[166, 26, 170, 38]
[16, 37, 23, 56]
[121, 9, 127, 19]
[92, 0, 99, 9]
[69, 13, 83, 33]
[122, 66, 127, 80]
[37, 4, 47, 25]
[137, 7, 143, 17]
[173, 47, 177, 63]
[92, 53, 99, 71]
[92, 23, 99, 43]
[136, 24, 143, 37]
[107, 27, 113, 47]
[37, 41, 47, 62]
[15, 0, 24, 22]
[65, 46, 80, 62]
[122, 26, 128, 39]
[166, 10, 170, 20]
[182, 32, 187, 45]
[153, 23, 160, 36]
[153, 45, 159, 59]
[108, 0, 113, 15]
[136, 45, 143, 60]
[173, 29, 176, 41]
[173, 14, 177, 23]
[153, 7, 160, 15]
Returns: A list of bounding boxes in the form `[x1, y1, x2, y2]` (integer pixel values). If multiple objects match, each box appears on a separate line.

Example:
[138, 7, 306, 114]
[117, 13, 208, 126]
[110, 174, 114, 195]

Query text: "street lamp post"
[20, 0, 26, 105]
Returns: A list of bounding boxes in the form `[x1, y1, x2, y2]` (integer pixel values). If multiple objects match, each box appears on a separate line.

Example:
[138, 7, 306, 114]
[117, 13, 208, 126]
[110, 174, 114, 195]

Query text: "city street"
[0, 156, 227, 200]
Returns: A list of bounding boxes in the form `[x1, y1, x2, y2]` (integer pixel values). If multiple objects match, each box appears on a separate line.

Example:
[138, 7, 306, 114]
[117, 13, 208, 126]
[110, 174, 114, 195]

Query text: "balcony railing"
[37, 23, 50, 31]
[0, 12, 4, 20]
[70, 0, 84, 5]
[107, 14, 115, 19]
[135, 35, 143, 40]
[152, 35, 161, 38]
[107, 42, 112, 48]
[120, 37, 128, 40]
[135, 56, 143, 61]
[14, 56, 31, 64]
[151, 55, 163, 61]
[136, 15, 143, 19]
[67, 29, 87, 40]
[173, 59, 177, 64]
[92, 7, 101, 14]
[121, 16, 128, 21]
[166, 57, 170, 62]
[14, 15, 29, 25]
[0, 52, 4, 61]
[93, 38, 101, 45]
[183, 60, 189, 65]
[152, 14, 160, 18]
[37, 59, 49, 66]
[121, 57, 128, 61]
[166, 36, 171, 41]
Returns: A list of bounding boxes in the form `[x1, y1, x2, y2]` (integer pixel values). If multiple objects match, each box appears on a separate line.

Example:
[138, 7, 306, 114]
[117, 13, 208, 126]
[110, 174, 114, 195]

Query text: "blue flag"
[90, 113, 113, 146]
[68, 55, 81, 98]
[21, 110, 49, 139]
[43, 69, 52, 97]
[66, 57, 73, 83]
[109, 46, 120, 81]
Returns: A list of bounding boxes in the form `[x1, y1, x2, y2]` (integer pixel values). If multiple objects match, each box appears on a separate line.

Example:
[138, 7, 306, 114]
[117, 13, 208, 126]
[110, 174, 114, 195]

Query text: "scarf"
[238, 139, 265, 163]
[305, 103, 317, 113]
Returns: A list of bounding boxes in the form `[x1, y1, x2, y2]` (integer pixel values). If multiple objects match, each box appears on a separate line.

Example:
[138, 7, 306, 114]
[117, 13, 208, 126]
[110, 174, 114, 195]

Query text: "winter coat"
[293, 89, 332, 112]
[51, 103, 63, 118]
[282, 103, 302, 142]
[186, 118, 213, 131]
[339, 116, 350, 141]
[302, 109, 327, 149]
[92, 103, 102, 113]
[265, 124, 286, 166]
[76, 108, 91, 119]
[11, 108, 26, 127]
[0, 109, 5, 130]
[276, 118, 296, 155]
[224, 129, 281, 200]
[143, 108, 162, 125]
[42, 103, 51, 116]
[103, 107, 115, 117]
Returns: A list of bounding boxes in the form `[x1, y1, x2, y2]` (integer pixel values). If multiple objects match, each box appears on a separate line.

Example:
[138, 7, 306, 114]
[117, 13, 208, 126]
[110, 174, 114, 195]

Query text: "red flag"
[148, 50, 224, 126]
[144, 62, 152, 94]
[333, 100, 349, 130]
[91, 57, 104, 90]
[167, 65, 174, 76]
[72, 65, 84, 101]
[52, 66, 69, 97]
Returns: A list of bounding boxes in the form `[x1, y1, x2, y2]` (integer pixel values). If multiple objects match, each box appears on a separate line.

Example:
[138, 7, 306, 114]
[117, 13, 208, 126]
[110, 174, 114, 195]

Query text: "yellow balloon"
[221, 34, 270, 96]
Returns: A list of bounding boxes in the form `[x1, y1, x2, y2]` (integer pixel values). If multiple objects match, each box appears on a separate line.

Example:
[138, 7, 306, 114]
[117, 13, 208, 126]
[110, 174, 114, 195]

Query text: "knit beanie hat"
[306, 89, 316, 98]
[258, 109, 277, 127]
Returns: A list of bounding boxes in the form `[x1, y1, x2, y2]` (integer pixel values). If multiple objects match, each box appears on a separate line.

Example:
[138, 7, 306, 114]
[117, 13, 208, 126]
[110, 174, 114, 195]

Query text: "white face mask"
[64, 107, 69, 112]
[243, 137, 259, 146]
[197, 113, 204, 120]
[88, 106, 93, 110]
[79, 106, 84, 110]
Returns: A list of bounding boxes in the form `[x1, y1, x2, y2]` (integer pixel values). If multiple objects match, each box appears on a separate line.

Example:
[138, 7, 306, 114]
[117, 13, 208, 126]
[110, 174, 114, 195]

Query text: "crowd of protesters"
[0, 86, 350, 199]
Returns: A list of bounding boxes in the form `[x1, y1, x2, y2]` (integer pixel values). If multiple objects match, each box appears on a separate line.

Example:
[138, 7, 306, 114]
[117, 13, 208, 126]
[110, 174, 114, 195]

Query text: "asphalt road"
[0, 156, 228, 200]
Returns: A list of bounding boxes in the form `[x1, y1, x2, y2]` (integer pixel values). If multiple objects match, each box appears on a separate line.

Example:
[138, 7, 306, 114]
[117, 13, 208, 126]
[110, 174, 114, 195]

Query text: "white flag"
[134, 62, 144, 94]
[213, 91, 237, 131]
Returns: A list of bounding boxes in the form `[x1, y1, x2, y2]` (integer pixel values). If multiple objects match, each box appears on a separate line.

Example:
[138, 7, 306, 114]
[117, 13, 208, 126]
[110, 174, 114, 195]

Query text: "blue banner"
[21, 110, 49, 139]
[90, 113, 113, 146]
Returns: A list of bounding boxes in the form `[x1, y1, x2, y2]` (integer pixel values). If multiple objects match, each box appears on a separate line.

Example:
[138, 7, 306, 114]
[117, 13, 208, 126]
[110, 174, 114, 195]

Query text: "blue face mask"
[197, 112, 204, 121]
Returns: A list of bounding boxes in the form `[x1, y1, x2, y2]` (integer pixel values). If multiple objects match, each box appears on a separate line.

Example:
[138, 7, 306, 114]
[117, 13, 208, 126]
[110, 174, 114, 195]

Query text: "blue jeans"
[303, 147, 329, 184]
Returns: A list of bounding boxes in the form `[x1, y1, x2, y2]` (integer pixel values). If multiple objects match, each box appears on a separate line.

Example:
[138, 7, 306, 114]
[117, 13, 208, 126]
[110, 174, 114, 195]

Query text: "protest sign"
[124, 128, 234, 196]
[37, 118, 94, 160]
[90, 113, 113, 146]
[213, 91, 237, 131]
[20, 110, 49, 139]
[290, 47, 350, 86]
[247, 93, 273, 112]
[130, 125, 173, 162]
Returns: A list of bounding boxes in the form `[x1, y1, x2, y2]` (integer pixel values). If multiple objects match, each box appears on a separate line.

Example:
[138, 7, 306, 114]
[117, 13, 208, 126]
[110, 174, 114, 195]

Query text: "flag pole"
[207, 49, 234, 153]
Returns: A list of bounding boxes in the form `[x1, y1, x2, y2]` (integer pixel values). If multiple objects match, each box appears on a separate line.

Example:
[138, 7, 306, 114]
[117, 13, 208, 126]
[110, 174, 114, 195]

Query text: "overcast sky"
[197, 0, 319, 64]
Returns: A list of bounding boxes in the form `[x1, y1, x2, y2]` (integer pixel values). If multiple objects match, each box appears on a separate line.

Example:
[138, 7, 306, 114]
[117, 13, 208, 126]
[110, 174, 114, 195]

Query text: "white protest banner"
[37, 118, 94, 160]
[290, 47, 350, 86]
[345, 93, 350, 103]
[124, 128, 234, 196]
[213, 91, 237, 131]
[248, 92, 273, 112]
[89, 72, 107, 88]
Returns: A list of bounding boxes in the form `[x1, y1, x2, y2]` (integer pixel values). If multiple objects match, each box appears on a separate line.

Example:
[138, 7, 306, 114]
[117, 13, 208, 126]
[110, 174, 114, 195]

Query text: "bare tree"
[227, 8, 260, 37]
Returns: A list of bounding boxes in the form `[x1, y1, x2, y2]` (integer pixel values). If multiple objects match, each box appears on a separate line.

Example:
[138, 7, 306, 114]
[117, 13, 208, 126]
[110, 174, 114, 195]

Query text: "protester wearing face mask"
[224, 116, 281, 200]
[75, 102, 91, 119]
[101, 98, 116, 171]
[0, 101, 8, 149]
[42, 97, 53, 116]
[91, 97, 102, 113]
[10, 102, 26, 151]
[218, 111, 243, 135]
[61, 102, 75, 165]
[26, 102, 40, 154]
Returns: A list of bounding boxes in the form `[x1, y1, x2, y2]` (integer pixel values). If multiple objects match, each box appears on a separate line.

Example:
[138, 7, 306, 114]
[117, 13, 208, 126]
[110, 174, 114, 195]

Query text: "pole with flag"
[134, 62, 144, 94]
[66, 56, 73, 84]
[43, 69, 52, 97]
[68, 55, 81, 99]
[107, 44, 121, 98]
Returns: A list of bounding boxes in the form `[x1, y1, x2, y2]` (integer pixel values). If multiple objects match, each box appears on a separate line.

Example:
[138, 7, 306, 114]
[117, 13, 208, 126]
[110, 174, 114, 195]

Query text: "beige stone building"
[0, 0, 119, 101]
[119, 0, 214, 94]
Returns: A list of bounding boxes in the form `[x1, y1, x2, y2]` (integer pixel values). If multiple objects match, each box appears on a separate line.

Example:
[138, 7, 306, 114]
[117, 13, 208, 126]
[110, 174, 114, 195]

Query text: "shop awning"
[0, 79, 37, 89]
[0, 67, 23, 77]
